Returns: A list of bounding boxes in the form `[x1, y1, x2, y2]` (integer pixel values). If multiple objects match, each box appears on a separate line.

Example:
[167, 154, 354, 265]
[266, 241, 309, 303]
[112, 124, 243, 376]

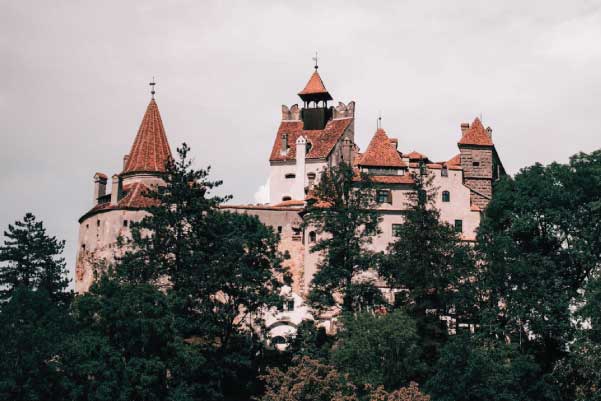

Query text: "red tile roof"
[358, 129, 406, 168]
[366, 175, 414, 184]
[269, 118, 353, 162]
[458, 117, 494, 146]
[123, 99, 172, 174]
[298, 70, 330, 96]
[273, 199, 305, 207]
[405, 151, 428, 160]
[79, 182, 158, 222]
[447, 153, 461, 166]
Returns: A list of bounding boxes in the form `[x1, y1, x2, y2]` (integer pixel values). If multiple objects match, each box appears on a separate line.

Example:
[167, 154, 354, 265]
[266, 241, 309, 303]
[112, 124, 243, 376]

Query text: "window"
[306, 142, 312, 153]
[123, 220, 128, 227]
[285, 173, 295, 179]
[97, 219, 100, 227]
[309, 231, 316, 243]
[272, 336, 287, 346]
[277, 226, 282, 234]
[287, 299, 295, 311]
[81, 244, 86, 251]
[392, 224, 402, 237]
[441, 166, 448, 177]
[419, 162, 427, 175]
[282, 196, 292, 201]
[472, 161, 480, 167]
[377, 190, 391, 204]
[442, 191, 450, 202]
[454, 219, 463, 233]
[307, 172, 316, 187]
[86, 224, 89, 229]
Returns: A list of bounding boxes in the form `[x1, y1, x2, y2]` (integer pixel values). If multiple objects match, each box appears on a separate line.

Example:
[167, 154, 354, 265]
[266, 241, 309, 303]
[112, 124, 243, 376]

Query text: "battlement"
[281, 101, 355, 122]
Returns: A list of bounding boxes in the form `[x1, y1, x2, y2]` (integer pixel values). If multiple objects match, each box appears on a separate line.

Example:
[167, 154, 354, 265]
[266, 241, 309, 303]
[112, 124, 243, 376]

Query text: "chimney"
[110, 174, 122, 206]
[93, 173, 108, 205]
[280, 133, 288, 155]
[389, 138, 398, 150]
[293, 136, 307, 200]
[461, 123, 470, 134]
[342, 137, 353, 163]
[486, 126, 493, 138]
[123, 154, 129, 170]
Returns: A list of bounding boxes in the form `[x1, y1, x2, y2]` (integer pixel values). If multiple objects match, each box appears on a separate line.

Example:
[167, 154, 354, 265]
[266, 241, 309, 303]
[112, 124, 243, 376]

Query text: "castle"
[75, 66, 505, 341]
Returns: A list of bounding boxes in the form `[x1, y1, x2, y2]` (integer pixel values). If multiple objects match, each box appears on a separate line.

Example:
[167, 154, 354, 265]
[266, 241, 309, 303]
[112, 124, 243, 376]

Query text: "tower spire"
[149, 77, 156, 99]
[312, 51, 319, 70]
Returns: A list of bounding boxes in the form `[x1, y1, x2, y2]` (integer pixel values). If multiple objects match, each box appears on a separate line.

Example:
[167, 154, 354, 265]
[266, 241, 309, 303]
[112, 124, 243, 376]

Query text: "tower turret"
[298, 65, 333, 130]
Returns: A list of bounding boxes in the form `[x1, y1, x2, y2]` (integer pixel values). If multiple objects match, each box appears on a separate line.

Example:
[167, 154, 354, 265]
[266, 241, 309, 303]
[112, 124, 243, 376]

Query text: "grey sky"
[2, 0, 601, 279]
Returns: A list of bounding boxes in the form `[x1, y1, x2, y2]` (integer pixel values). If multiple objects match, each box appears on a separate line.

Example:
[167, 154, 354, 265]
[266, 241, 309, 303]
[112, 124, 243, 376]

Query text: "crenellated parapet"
[333, 101, 355, 119]
[281, 104, 301, 121]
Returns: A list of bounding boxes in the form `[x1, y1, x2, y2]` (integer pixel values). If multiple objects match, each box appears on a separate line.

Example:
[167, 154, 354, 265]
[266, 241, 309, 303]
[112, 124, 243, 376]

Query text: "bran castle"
[75, 66, 505, 341]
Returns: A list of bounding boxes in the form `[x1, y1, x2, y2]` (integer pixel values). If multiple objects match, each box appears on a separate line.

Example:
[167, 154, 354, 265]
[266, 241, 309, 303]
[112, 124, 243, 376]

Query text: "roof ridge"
[358, 128, 406, 168]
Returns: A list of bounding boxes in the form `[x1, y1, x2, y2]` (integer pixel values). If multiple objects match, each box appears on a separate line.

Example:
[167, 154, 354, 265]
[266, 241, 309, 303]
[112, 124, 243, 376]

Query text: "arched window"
[442, 191, 450, 202]
[285, 173, 295, 179]
[282, 196, 292, 201]
[309, 231, 317, 243]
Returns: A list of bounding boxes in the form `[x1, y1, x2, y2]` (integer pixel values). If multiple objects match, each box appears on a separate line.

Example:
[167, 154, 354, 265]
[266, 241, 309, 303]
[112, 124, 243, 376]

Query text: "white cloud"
[253, 179, 270, 205]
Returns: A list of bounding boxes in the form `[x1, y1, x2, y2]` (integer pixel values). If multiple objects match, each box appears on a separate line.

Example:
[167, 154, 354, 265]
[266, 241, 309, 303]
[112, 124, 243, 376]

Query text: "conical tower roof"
[359, 128, 405, 168]
[123, 99, 172, 174]
[298, 70, 333, 102]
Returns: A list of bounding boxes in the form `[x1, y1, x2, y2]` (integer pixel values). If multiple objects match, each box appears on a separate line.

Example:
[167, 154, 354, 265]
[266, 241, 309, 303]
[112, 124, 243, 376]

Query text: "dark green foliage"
[380, 173, 473, 370]
[0, 288, 71, 401]
[426, 336, 558, 401]
[332, 310, 425, 391]
[0, 213, 70, 301]
[474, 152, 601, 370]
[304, 162, 380, 312]
[287, 320, 334, 361]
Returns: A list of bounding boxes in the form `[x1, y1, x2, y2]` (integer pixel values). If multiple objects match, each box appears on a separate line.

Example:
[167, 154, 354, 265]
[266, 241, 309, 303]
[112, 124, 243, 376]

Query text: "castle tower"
[457, 117, 505, 209]
[75, 90, 172, 293]
[268, 66, 356, 204]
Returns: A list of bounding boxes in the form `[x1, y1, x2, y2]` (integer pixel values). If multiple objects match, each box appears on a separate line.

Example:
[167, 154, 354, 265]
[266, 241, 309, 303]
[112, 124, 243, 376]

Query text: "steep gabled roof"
[358, 128, 406, 168]
[123, 99, 172, 174]
[269, 118, 353, 162]
[458, 117, 494, 147]
[404, 151, 428, 161]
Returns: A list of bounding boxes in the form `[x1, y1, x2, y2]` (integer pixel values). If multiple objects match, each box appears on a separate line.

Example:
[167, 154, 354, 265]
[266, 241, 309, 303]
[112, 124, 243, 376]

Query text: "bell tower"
[297, 60, 333, 130]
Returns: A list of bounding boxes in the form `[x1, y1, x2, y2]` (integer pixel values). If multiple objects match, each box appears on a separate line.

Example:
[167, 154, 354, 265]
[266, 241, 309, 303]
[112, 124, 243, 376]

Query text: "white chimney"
[110, 174, 121, 206]
[293, 136, 307, 200]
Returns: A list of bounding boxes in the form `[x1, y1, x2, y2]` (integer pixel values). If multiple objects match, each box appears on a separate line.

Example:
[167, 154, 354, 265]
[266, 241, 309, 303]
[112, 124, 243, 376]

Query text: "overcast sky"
[2, 0, 601, 279]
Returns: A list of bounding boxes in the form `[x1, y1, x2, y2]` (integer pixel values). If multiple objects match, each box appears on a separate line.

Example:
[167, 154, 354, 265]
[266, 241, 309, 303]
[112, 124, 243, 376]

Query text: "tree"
[425, 336, 558, 401]
[332, 310, 425, 392]
[304, 162, 380, 312]
[116, 143, 287, 400]
[259, 356, 359, 401]
[0, 213, 70, 301]
[368, 383, 430, 401]
[379, 173, 473, 369]
[474, 152, 601, 370]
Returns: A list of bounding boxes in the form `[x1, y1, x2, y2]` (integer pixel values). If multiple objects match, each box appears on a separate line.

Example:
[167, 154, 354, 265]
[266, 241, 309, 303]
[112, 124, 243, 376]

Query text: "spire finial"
[312, 51, 318, 70]
[377, 111, 382, 129]
[149, 77, 156, 99]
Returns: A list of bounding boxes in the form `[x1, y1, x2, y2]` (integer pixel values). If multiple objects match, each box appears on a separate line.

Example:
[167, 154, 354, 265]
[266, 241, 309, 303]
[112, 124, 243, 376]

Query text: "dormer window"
[285, 173, 296, 179]
[306, 142, 312, 153]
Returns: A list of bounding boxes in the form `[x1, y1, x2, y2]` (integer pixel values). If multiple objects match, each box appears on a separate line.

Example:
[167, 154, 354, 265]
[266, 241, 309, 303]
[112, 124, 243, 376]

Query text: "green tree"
[474, 152, 601, 370]
[0, 214, 72, 400]
[425, 336, 558, 401]
[304, 162, 380, 312]
[379, 173, 473, 369]
[332, 310, 425, 392]
[0, 213, 70, 301]
[116, 143, 287, 400]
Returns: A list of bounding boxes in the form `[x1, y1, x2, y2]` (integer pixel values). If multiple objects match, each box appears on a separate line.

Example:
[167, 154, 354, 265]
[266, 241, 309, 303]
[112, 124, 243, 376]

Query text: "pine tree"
[304, 162, 381, 312]
[379, 172, 473, 371]
[0, 213, 69, 301]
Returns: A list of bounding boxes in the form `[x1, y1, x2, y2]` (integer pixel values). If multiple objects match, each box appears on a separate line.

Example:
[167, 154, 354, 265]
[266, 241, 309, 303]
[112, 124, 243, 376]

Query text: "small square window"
[392, 224, 402, 237]
[97, 220, 100, 227]
[123, 220, 128, 227]
[277, 226, 282, 234]
[472, 161, 480, 167]
[454, 219, 463, 233]
[442, 191, 450, 202]
[377, 190, 390, 204]
[441, 167, 448, 177]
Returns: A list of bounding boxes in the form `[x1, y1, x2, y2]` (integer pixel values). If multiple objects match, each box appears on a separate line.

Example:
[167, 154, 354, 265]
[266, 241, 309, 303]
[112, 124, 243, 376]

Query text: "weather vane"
[312, 51, 318, 70]
[149, 77, 156, 99]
